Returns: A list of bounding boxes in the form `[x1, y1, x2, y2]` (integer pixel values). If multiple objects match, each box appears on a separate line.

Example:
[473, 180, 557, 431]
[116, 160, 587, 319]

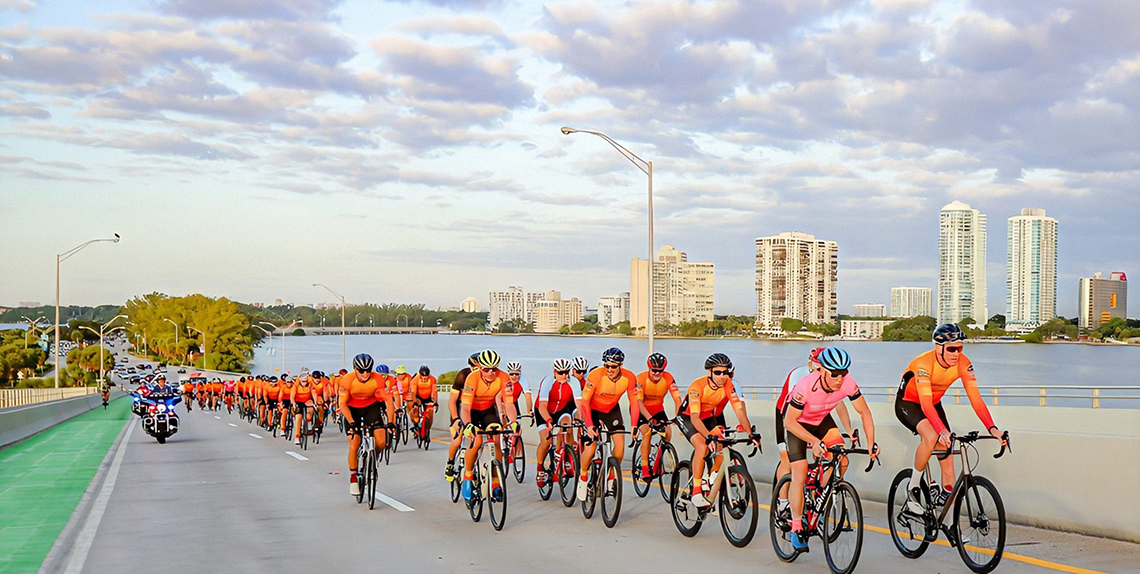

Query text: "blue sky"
[1, 0, 1137, 317]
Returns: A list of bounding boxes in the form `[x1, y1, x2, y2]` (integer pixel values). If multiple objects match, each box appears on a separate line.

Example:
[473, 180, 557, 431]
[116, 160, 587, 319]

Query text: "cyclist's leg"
[424, 401, 435, 432]
[294, 404, 304, 439]
[638, 419, 652, 470]
[465, 434, 483, 476]
[786, 431, 812, 537]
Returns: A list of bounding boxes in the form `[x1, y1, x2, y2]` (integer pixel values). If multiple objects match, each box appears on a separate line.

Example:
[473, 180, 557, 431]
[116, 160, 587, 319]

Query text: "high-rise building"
[525, 292, 545, 324]
[853, 304, 886, 317]
[891, 287, 933, 318]
[1079, 272, 1127, 330]
[534, 290, 584, 333]
[1007, 208, 1058, 328]
[939, 201, 987, 325]
[488, 286, 525, 327]
[460, 297, 480, 313]
[598, 292, 630, 329]
[755, 232, 838, 329]
[630, 245, 715, 331]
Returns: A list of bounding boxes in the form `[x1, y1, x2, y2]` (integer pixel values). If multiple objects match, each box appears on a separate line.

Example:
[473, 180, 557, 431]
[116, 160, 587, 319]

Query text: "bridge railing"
[736, 384, 1140, 409]
[0, 387, 97, 410]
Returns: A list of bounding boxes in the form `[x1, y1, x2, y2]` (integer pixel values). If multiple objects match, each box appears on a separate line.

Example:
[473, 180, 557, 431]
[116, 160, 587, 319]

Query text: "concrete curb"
[39, 414, 132, 574]
[0, 391, 126, 449]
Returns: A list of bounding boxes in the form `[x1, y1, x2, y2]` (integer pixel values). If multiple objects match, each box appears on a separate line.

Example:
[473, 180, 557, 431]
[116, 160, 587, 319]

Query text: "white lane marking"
[248, 433, 263, 439]
[214, 416, 221, 420]
[376, 492, 415, 512]
[286, 451, 308, 461]
[228, 423, 237, 427]
[62, 423, 135, 574]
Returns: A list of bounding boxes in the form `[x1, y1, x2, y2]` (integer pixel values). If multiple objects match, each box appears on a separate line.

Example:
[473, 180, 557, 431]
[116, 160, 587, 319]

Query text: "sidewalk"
[0, 398, 130, 573]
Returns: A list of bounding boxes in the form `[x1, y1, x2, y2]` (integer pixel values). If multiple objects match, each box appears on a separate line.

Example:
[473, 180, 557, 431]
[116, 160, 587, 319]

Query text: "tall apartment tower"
[891, 287, 933, 318]
[939, 201, 987, 325]
[488, 286, 525, 327]
[1007, 208, 1058, 327]
[630, 245, 715, 331]
[1079, 272, 1128, 330]
[597, 292, 630, 329]
[755, 232, 838, 329]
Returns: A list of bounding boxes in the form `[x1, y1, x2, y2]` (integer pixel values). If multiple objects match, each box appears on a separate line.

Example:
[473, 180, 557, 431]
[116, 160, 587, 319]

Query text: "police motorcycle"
[131, 375, 182, 444]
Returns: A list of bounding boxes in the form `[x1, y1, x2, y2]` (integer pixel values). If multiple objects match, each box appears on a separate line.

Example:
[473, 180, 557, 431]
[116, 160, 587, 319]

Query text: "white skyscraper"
[630, 245, 715, 331]
[597, 292, 630, 329]
[939, 201, 987, 325]
[891, 287, 933, 318]
[488, 286, 525, 327]
[1007, 208, 1058, 327]
[755, 232, 838, 329]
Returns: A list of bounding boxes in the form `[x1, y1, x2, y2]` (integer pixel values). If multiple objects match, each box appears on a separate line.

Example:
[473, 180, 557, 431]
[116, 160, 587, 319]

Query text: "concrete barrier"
[0, 391, 125, 449]
[432, 397, 1140, 542]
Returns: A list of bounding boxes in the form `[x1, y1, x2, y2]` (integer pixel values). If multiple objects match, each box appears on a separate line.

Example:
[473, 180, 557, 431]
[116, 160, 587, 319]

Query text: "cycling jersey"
[293, 382, 314, 403]
[342, 373, 393, 408]
[461, 369, 509, 411]
[395, 373, 412, 397]
[583, 367, 636, 411]
[635, 370, 680, 415]
[265, 383, 281, 401]
[509, 375, 531, 401]
[224, 380, 236, 393]
[683, 376, 743, 419]
[536, 375, 579, 414]
[898, 349, 993, 434]
[776, 365, 811, 414]
[279, 383, 294, 403]
[452, 367, 473, 394]
[411, 374, 437, 399]
[786, 372, 861, 426]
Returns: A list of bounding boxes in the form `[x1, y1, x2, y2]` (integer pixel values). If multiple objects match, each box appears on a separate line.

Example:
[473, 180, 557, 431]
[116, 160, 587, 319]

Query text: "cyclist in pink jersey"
[782, 347, 879, 554]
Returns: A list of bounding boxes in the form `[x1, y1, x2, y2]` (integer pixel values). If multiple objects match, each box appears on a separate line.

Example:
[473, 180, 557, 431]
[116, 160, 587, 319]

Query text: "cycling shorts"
[469, 406, 499, 431]
[895, 392, 951, 436]
[538, 404, 577, 431]
[348, 402, 386, 434]
[279, 400, 293, 410]
[636, 411, 669, 429]
[786, 416, 842, 463]
[415, 397, 436, 408]
[678, 413, 726, 442]
[590, 405, 625, 433]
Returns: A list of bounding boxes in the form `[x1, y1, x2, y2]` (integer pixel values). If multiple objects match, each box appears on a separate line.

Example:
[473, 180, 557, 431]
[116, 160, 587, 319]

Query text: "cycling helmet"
[311, 370, 323, 379]
[704, 353, 733, 371]
[269, 376, 279, 382]
[376, 364, 390, 374]
[552, 358, 572, 371]
[601, 347, 625, 364]
[281, 374, 290, 381]
[468, 353, 481, 367]
[647, 353, 668, 369]
[477, 350, 501, 369]
[932, 323, 966, 345]
[338, 368, 348, 375]
[571, 356, 589, 372]
[809, 347, 827, 363]
[396, 365, 407, 375]
[506, 361, 522, 372]
[817, 347, 851, 371]
[353, 353, 374, 373]
[298, 368, 310, 379]
[418, 365, 430, 376]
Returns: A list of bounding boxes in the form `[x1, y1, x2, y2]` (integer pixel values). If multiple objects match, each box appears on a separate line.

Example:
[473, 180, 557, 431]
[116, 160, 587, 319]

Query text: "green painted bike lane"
[0, 398, 130, 573]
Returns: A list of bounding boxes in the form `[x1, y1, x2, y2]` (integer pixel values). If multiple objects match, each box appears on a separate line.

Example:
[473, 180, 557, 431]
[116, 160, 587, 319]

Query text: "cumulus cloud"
[159, 0, 343, 22]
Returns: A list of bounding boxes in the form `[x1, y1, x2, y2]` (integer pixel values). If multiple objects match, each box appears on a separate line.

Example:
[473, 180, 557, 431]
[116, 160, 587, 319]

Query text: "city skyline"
[2, 1, 1137, 316]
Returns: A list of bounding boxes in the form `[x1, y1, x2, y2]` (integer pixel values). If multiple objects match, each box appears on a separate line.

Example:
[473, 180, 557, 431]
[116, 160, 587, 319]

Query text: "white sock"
[910, 468, 923, 489]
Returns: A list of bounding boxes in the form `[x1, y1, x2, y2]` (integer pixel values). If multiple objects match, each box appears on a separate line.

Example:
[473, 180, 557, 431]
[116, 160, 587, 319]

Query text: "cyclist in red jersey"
[535, 358, 581, 488]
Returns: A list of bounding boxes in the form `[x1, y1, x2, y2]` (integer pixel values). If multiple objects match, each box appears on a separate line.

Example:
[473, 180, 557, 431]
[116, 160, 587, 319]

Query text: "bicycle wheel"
[953, 475, 1005, 573]
[391, 420, 401, 453]
[512, 437, 526, 483]
[401, 411, 410, 445]
[669, 461, 703, 537]
[489, 459, 508, 531]
[450, 445, 465, 504]
[421, 420, 431, 450]
[887, 469, 933, 558]
[469, 472, 484, 523]
[823, 482, 864, 574]
[367, 450, 379, 510]
[769, 475, 799, 562]
[559, 444, 578, 508]
[719, 463, 759, 548]
[355, 452, 367, 505]
[632, 439, 650, 499]
[581, 458, 598, 519]
[658, 443, 678, 503]
[538, 448, 554, 501]
[601, 456, 623, 528]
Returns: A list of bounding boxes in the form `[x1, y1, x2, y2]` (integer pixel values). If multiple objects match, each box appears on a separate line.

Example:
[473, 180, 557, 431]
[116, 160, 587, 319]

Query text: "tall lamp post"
[561, 127, 655, 353]
[251, 324, 272, 372]
[78, 315, 127, 382]
[280, 320, 302, 372]
[162, 317, 180, 365]
[313, 283, 347, 371]
[55, 233, 121, 388]
[187, 325, 209, 370]
[20, 316, 46, 348]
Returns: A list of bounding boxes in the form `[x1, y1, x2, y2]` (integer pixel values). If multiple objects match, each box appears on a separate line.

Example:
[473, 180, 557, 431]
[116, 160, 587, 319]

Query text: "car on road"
[177, 368, 186, 373]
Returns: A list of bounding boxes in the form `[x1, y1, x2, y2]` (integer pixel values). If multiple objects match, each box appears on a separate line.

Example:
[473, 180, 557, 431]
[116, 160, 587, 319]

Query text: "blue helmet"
[375, 364, 390, 374]
[352, 353, 373, 373]
[932, 323, 965, 345]
[817, 347, 851, 372]
[601, 347, 625, 364]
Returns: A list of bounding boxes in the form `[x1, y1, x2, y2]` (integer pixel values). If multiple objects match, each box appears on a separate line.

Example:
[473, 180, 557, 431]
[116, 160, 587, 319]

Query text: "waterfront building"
[1079, 272, 1128, 330]
[841, 319, 893, 340]
[534, 291, 584, 333]
[461, 297, 480, 313]
[853, 303, 886, 317]
[525, 292, 545, 324]
[755, 232, 838, 329]
[630, 245, 714, 332]
[598, 292, 630, 329]
[19, 301, 41, 308]
[1007, 208, 1058, 328]
[939, 201, 987, 325]
[891, 287, 933, 318]
[488, 286, 525, 327]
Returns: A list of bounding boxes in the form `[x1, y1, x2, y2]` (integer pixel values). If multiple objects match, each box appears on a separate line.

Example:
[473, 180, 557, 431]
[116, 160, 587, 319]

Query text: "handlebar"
[933, 430, 1012, 459]
[707, 427, 763, 457]
[824, 444, 880, 473]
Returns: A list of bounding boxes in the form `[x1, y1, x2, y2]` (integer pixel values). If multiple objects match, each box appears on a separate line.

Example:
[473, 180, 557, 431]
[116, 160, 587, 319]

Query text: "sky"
[0, 0, 1137, 318]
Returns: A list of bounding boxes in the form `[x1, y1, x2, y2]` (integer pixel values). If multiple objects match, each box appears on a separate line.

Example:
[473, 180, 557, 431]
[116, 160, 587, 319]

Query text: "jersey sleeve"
[686, 380, 703, 417]
[725, 379, 744, 408]
[914, 356, 946, 434]
[460, 379, 476, 405]
[958, 355, 995, 429]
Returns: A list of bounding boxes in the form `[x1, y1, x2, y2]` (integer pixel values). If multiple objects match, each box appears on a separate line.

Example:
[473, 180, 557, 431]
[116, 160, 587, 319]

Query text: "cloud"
[159, 0, 343, 22]
[373, 36, 532, 107]
[0, 101, 48, 118]
[0, 0, 34, 13]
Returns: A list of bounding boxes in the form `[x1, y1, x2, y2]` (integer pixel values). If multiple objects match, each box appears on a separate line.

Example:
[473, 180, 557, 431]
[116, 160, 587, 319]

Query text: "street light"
[562, 127, 656, 353]
[55, 233, 120, 388]
[251, 324, 273, 369]
[313, 283, 347, 370]
[77, 314, 127, 382]
[162, 317, 180, 365]
[187, 325, 208, 370]
[20, 316, 46, 348]
[354, 312, 364, 327]
[397, 313, 408, 328]
[280, 320, 302, 372]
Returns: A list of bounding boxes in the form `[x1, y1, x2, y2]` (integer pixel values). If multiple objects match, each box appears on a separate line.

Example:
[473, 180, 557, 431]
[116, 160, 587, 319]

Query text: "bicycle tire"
[559, 444, 578, 508]
[658, 442, 678, 503]
[512, 437, 526, 483]
[355, 453, 366, 505]
[422, 420, 430, 450]
[581, 458, 599, 519]
[450, 445, 465, 504]
[887, 469, 933, 559]
[719, 463, 758, 548]
[632, 438, 650, 499]
[538, 448, 554, 501]
[469, 472, 484, 523]
[601, 456, 623, 528]
[823, 482, 864, 574]
[367, 450, 378, 510]
[489, 459, 508, 531]
[669, 460, 702, 537]
[954, 475, 1005, 573]
[770, 474, 799, 562]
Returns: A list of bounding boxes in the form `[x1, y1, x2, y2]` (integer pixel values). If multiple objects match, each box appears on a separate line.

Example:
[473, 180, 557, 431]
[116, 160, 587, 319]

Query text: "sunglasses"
[482, 367, 499, 373]
[604, 363, 621, 369]
[509, 372, 521, 376]
[711, 369, 731, 376]
[650, 368, 665, 374]
[944, 346, 963, 353]
[573, 370, 585, 374]
[828, 369, 849, 378]
[555, 370, 570, 375]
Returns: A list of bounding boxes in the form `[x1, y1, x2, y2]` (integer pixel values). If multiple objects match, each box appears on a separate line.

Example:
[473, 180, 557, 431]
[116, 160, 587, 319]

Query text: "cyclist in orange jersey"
[394, 366, 414, 402]
[182, 380, 194, 412]
[445, 354, 481, 482]
[263, 376, 282, 427]
[290, 369, 320, 445]
[459, 350, 518, 501]
[408, 365, 438, 434]
[340, 354, 396, 496]
[634, 353, 683, 478]
[277, 374, 295, 436]
[576, 347, 638, 501]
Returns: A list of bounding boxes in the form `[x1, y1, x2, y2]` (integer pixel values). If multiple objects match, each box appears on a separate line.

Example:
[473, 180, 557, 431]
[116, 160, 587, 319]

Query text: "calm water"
[250, 334, 1139, 408]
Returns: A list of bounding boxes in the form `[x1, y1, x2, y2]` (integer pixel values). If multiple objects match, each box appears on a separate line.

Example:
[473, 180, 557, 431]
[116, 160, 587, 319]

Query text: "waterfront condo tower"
[938, 201, 987, 326]
[1006, 208, 1058, 328]
[754, 231, 838, 329]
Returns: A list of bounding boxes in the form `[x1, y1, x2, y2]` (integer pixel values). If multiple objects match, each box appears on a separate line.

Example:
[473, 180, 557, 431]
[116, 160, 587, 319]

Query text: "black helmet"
[602, 347, 625, 364]
[353, 353, 374, 373]
[932, 323, 966, 345]
[418, 365, 430, 376]
[704, 353, 733, 370]
[468, 353, 480, 367]
[647, 353, 667, 370]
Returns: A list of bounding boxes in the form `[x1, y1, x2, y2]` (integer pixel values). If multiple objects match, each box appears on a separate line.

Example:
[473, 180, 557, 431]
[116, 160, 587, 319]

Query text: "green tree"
[806, 322, 840, 336]
[570, 321, 597, 334]
[606, 321, 633, 336]
[780, 318, 804, 333]
[882, 315, 937, 342]
[987, 314, 1006, 329]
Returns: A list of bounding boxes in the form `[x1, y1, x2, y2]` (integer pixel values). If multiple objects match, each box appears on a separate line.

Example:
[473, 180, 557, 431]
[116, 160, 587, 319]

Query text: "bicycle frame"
[926, 432, 1009, 527]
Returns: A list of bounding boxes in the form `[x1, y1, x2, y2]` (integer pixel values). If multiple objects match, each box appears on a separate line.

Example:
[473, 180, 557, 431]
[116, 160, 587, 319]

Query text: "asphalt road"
[67, 402, 1140, 574]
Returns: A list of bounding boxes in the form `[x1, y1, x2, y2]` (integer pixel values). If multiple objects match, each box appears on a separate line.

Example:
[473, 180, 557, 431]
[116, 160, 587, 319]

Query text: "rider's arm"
[338, 383, 351, 424]
[849, 395, 876, 456]
[834, 401, 855, 437]
[624, 369, 639, 429]
[290, 384, 297, 403]
[580, 379, 596, 429]
[459, 383, 474, 425]
[782, 404, 819, 447]
[497, 387, 518, 425]
[726, 379, 750, 429]
[958, 356, 996, 432]
[380, 387, 396, 425]
[668, 377, 683, 417]
[634, 375, 652, 420]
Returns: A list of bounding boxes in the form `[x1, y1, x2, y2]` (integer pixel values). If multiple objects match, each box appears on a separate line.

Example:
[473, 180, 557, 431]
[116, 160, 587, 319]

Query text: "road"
[62, 404, 1139, 574]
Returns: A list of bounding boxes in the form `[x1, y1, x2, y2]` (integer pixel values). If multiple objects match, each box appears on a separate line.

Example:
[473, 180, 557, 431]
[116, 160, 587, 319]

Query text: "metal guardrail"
[0, 387, 97, 409]
[738, 385, 1140, 409]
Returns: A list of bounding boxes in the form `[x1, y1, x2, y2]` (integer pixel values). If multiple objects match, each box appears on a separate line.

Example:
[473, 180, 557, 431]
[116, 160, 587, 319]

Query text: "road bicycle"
[630, 417, 679, 501]
[464, 423, 512, 531]
[537, 418, 579, 506]
[770, 443, 877, 573]
[504, 414, 532, 483]
[354, 424, 382, 510]
[450, 437, 467, 504]
[887, 430, 1010, 574]
[576, 421, 624, 528]
[670, 427, 763, 548]
[391, 406, 406, 452]
[412, 402, 435, 450]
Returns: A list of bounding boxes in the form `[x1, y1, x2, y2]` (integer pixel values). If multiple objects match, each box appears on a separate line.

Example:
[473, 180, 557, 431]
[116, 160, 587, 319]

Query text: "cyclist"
[577, 347, 638, 501]
[678, 353, 758, 508]
[535, 358, 580, 489]
[182, 379, 194, 412]
[278, 374, 295, 436]
[377, 364, 402, 411]
[262, 376, 282, 428]
[460, 350, 519, 501]
[311, 371, 328, 434]
[291, 369, 319, 446]
[210, 378, 223, 411]
[896, 324, 1007, 512]
[634, 352, 682, 479]
[408, 365, 438, 438]
[340, 354, 397, 496]
[223, 378, 236, 413]
[445, 354, 481, 482]
[774, 348, 855, 516]
[395, 365, 413, 402]
[783, 347, 879, 554]
[506, 361, 533, 420]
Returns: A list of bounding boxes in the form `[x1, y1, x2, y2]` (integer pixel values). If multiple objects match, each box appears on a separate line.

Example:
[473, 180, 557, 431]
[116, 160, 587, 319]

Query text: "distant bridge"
[275, 326, 447, 335]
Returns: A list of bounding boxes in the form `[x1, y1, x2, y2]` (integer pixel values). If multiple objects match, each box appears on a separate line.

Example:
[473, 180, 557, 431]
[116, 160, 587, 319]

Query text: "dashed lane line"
[248, 433, 263, 439]
[286, 451, 308, 461]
